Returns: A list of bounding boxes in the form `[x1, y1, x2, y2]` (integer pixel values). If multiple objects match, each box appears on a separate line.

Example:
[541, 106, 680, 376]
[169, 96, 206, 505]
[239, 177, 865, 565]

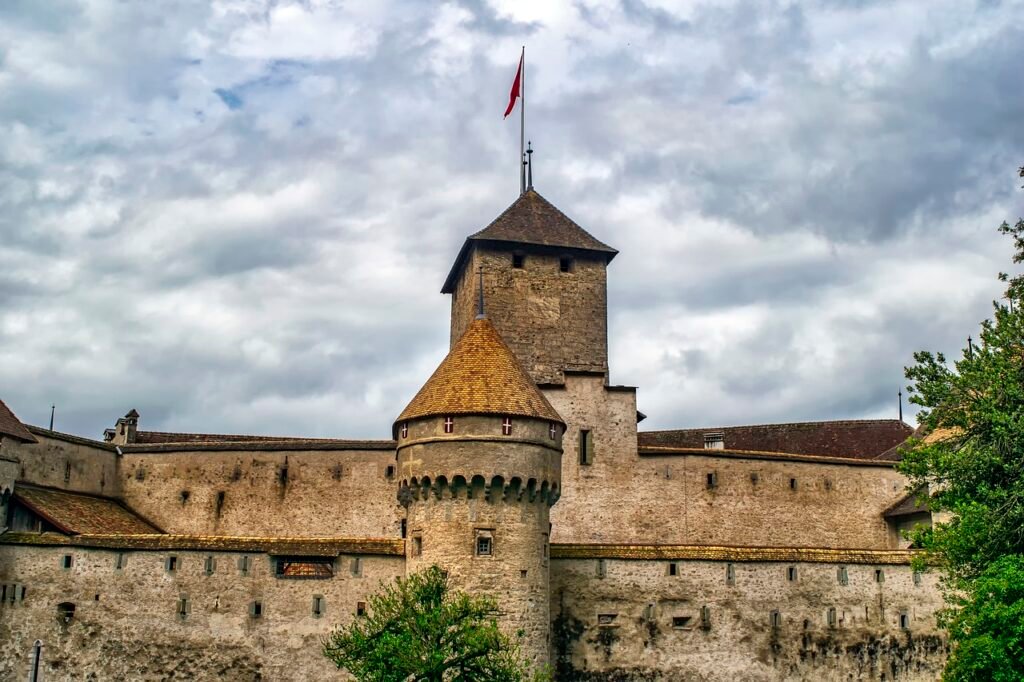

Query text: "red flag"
[503, 52, 523, 118]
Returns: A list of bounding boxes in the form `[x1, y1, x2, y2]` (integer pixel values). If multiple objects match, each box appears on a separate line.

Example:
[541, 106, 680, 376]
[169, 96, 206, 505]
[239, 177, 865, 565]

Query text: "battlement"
[398, 474, 560, 507]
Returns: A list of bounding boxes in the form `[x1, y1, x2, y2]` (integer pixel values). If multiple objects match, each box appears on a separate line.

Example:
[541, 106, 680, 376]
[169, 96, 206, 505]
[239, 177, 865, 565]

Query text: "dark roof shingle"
[442, 189, 617, 293]
[639, 420, 913, 461]
[13, 484, 160, 535]
[0, 399, 37, 443]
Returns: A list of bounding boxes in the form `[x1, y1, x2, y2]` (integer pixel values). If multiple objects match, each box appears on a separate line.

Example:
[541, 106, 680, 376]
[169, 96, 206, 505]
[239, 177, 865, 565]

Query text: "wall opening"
[579, 429, 594, 465]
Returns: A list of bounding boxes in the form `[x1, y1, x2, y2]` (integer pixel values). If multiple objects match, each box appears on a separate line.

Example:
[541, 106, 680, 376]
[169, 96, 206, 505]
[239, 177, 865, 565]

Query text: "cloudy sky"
[1, 0, 1022, 440]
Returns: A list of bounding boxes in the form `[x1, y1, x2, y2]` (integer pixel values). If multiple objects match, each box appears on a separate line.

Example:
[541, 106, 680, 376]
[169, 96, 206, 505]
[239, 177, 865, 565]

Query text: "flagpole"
[520, 46, 525, 195]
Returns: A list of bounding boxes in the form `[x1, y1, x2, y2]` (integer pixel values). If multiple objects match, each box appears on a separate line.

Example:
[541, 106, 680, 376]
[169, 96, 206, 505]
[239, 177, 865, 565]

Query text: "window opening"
[204, 556, 216, 575]
[356, 601, 367, 617]
[597, 559, 607, 578]
[899, 612, 909, 630]
[559, 257, 573, 273]
[668, 562, 678, 577]
[250, 601, 263, 619]
[501, 417, 513, 436]
[838, 566, 849, 585]
[579, 429, 593, 465]
[177, 595, 190, 619]
[706, 472, 718, 489]
[351, 557, 363, 576]
[672, 616, 692, 629]
[57, 602, 75, 624]
[476, 532, 493, 557]
[238, 555, 251, 576]
[385, 465, 395, 479]
[549, 422, 558, 440]
[703, 433, 724, 450]
[62, 555, 73, 570]
[700, 605, 711, 630]
[411, 535, 422, 557]
[400, 422, 408, 439]
[165, 556, 178, 572]
[770, 610, 782, 628]
[597, 613, 617, 626]
[828, 607, 838, 628]
[787, 566, 798, 582]
[512, 253, 525, 269]
[115, 553, 125, 571]
[789, 478, 798, 490]
[443, 417, 454, 434]
[275, 557, 334, 579]
[875, 569, 885, 583]
[726, 563, 736, 585]
[312, 595, 325, 617]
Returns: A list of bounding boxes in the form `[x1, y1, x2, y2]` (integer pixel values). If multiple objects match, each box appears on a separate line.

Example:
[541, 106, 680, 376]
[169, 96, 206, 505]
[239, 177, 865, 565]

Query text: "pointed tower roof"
[441, 189, 617, 293]
[396, 317, 563, 426]
[0, 398, 37, 443]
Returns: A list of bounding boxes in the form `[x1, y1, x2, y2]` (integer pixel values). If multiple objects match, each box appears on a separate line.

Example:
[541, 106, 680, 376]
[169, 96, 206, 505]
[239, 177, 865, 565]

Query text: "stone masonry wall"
[450, 246, 609, 385]
[119, 449, 403, 538]
[11, 432, 119, 497]
[0, 544, 404, 681]
[552, 557, 947, 681]
[546, 375, 909, 549]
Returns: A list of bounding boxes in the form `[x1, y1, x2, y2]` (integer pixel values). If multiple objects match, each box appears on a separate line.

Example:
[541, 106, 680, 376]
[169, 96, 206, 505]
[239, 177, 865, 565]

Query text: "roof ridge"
[0, 399, 37, 443]
[642, 418, 911, 433]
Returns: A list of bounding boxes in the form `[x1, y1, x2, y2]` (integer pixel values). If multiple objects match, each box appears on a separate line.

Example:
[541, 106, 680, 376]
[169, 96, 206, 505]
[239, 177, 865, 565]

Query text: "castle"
[0, 187, 947, 680]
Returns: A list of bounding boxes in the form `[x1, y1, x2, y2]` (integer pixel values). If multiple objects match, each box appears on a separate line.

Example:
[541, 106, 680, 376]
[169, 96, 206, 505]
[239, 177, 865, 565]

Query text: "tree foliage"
[322, 565, 539, 682]
[898, 197, 1024, 679]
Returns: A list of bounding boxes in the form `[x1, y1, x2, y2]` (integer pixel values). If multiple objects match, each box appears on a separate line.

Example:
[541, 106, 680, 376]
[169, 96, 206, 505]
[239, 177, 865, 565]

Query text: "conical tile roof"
[396, 317, 563, 426]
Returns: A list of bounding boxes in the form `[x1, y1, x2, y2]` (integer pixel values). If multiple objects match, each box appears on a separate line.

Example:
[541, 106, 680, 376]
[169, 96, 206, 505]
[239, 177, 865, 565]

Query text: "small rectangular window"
[204, 556, 216, 575]
[672, 616, 692, 629]
[115, 553, 126, 571]
[899, 611, 909, 630]
[597, 613, 617, 626]
[787, 566, 798, 582]
[789, 478, 798, 490]
[512, 253, 525, 269]
[579, 429, 594, 465]
[770, 610, 782, 628]
[385, 465, 395, 479]
[827, 607, 837, 628]
[177, 595, 190, 619]
[703, 433, 724, 450]
[312, 595, 325, 618]
[351, 557, 363, 576]
[875, 569, 885, 583]
[668, 562, 678, 577]
[443, 417, 454, 434]
[62, 555, 73, 570]
[411, 535, 423, 557]
[238, 556, 251, 576]
[706, 472, 718, 489]
[838, 566, 849, 585]
[476, 532, 493, 557]
[700, 605, 711, 630]
[250, 600, 263, 619]
[559, 257, 573, 273]
[166, 556, 178, 572]
[501, 417, 513, 436]
[356, 601, 367, 617]
[726, 563, 736, 585]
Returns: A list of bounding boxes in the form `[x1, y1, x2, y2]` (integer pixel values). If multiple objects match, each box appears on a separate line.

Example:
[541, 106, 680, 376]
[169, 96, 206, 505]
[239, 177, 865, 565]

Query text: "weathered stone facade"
[0, 188, 946, 680]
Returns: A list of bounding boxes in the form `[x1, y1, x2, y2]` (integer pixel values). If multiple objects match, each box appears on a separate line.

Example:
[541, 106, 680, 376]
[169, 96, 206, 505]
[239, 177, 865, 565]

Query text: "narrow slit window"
[597, 559, 607, 578]
[700, 605, 711, 629]
[668, 562, 678, 577]
[726, 563, 736, 585]
[115, 553, 126, 571]
[789, 477, 798, 490]
[549, 422, 558, 440]
[899, 612, 910, 630]
[62, 555, 73, 570]
[838, 566, 849, 585]
[204, 556, 216, 575]
[400, 422, 408, 439]
[501, 417, 513, 436]
[165, 556, 178, 573]
[249, 600, 263, 619]
[238, 555, 251, 576]
[177, 595, 190, 619]
[443, 417, 454, 434]
[875, 568, 885, 583]
[827, 607, 837, 628]
[312, 595, 325, 618]
[706, 472, 718, 489]
[787, 566, 798, 582]
[770, 610, 782, 628]
[579, 429, 594, 465]
[351, 557, 363, 576]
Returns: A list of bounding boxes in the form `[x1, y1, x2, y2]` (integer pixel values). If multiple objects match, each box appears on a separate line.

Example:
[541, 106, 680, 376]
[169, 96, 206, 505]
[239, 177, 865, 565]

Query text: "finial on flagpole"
[476, 265, 486, 319]
[527, 141, 533, 190]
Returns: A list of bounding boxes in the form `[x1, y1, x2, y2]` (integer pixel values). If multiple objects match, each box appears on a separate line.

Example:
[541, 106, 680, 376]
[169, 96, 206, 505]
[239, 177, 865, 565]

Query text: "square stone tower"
[441, 189, 618, 386]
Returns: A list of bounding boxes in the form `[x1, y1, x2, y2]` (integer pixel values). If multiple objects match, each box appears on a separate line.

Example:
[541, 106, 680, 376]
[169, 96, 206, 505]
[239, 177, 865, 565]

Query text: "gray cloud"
[0, 0, 1022, 439]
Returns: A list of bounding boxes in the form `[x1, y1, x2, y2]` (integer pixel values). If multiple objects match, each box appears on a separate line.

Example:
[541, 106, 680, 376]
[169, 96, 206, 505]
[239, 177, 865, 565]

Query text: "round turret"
[395, 317, 564, 669]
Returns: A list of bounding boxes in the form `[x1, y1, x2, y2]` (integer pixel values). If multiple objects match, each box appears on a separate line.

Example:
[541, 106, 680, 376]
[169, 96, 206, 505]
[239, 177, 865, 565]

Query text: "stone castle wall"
[0, 543, 404, 681]
[546, 374, 909, 549]
[450, 246, 609, 385]
[551, 556, 947, 681]
[12, 432, 119, 497]
[118, 448, 403, 537]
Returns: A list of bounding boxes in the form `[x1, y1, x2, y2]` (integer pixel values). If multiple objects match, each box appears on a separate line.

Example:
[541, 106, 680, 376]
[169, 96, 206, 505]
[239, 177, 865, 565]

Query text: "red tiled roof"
[639, 420, 912, 461]
[883, 491, 931, 518]
[13, 484, 161, 535]
[396, 317, 563, 427]
[441, 189, 617, 293]
[134, 431, 319, 444]
[0, 399, 36, 443]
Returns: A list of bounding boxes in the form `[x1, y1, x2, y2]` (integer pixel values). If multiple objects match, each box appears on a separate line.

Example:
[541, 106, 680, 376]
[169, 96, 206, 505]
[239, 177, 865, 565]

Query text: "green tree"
[322, 565, 540, 682]
[898, 200, 1024, 679]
